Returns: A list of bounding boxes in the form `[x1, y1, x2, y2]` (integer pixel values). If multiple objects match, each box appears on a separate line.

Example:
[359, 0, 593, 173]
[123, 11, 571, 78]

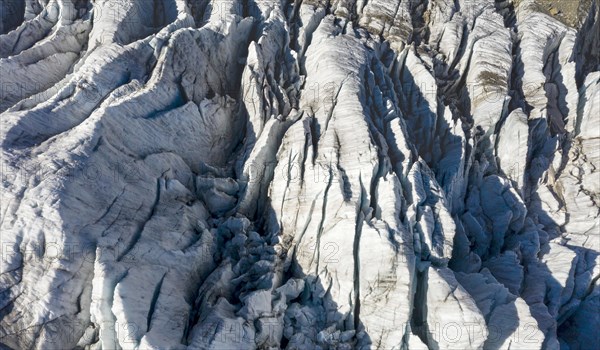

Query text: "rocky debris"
[0, 0, 598, 349]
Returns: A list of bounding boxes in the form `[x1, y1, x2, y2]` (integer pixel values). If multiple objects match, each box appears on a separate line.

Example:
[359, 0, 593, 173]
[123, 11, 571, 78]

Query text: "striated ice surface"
[0, 0, 598, 349]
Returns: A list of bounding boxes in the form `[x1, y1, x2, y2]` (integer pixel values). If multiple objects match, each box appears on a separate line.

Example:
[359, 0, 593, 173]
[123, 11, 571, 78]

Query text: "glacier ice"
[0, 0, 599, 349]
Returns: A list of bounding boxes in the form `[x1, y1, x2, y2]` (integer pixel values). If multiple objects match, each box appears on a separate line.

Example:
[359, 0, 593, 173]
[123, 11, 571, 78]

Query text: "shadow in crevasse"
[0, 12, 255, 349]
[522, 191, 599, 348]
[392, 39, 597, 350]
[517, 18, 599, 348]
[183, 194, 374, 348]
[573, 0, 600, 88]
[525, 106, 600, 346]
[393, 42, 474, 215]
[555, 244, 599, 346]
[0, 1, 25, 35]
[260, 204, 373, 349]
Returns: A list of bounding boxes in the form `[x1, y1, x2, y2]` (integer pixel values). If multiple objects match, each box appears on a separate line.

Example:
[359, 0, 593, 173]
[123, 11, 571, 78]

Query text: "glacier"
[0, 0, 598, 349]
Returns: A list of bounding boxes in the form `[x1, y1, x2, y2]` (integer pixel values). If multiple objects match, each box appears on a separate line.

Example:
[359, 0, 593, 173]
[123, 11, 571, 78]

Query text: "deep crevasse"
[0, 0, 598, 349]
